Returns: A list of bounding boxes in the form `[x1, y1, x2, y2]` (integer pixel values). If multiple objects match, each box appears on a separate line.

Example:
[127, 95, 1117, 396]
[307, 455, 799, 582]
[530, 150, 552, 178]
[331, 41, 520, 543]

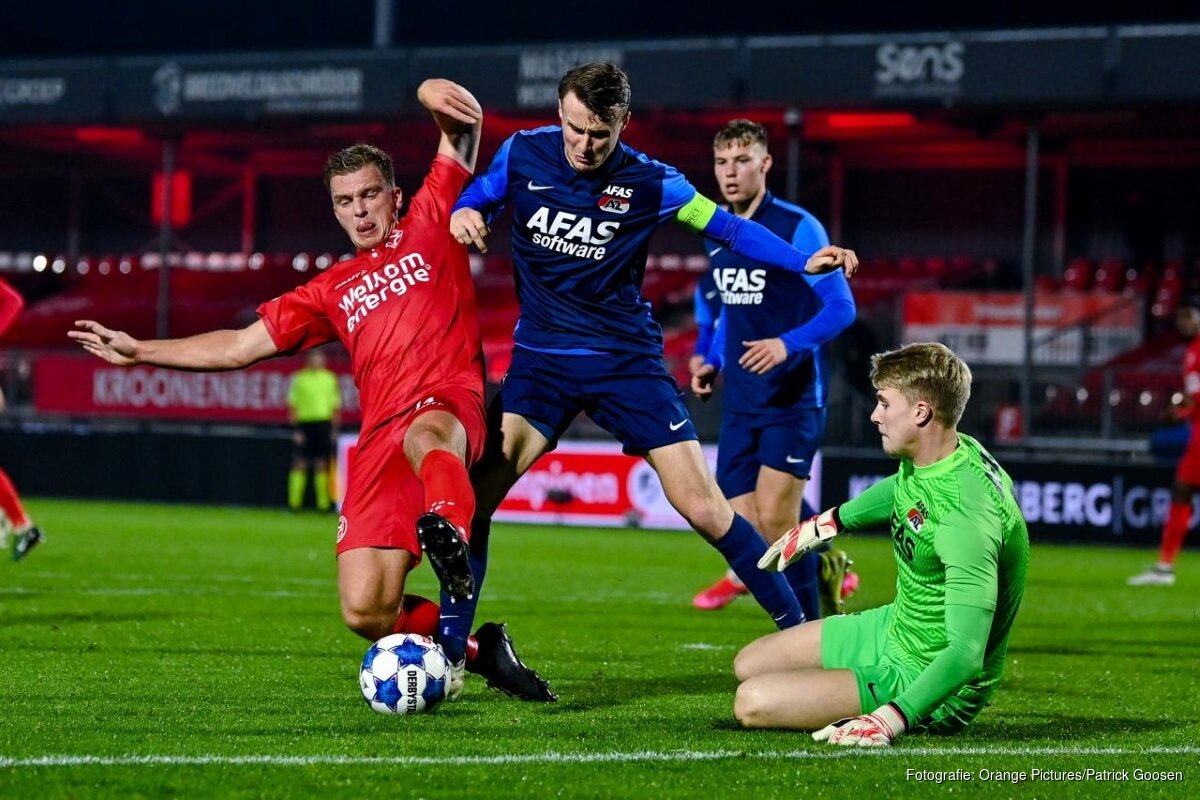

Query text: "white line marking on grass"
[22, 571, 331, 587]
[3, 746, 1198, 769]
[0, 587, 324, 599]
[679, 643, 733, 651]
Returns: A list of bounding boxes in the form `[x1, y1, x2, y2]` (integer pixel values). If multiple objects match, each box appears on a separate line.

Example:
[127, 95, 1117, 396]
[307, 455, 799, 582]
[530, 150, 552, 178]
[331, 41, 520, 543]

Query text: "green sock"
[288, 469, 306, 510]
[314, 471, 330, 511]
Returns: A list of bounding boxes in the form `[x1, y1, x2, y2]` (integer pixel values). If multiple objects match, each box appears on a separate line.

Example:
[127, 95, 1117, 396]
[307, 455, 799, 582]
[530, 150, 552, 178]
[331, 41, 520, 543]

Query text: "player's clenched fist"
[450, 208, 491, 253]
[757, 507, 841, 571]
[68, 320, 140, 366]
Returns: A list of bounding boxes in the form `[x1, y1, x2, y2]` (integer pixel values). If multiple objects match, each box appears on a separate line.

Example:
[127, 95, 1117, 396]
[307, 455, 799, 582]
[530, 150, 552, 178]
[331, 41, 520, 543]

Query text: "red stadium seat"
[896, 256, 921, 277]
[1123, 262, 1156, 296]
[1062, 257, 1093, 291]
[1092, 258, 1125, 292]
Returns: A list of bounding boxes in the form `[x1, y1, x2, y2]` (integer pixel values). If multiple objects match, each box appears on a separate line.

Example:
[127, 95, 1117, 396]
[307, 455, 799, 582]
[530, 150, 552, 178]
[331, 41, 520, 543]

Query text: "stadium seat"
[896, 256, 921, 278]
[1123, 262, 1156, 296]
[922, 256, 948, 281]
[1062, 257, 1093, 292]
[1092, 258, 1125, 293]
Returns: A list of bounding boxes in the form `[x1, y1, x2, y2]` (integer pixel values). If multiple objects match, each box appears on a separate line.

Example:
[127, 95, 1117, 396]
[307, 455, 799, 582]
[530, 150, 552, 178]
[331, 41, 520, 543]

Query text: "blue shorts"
[716, 408, 827, 499]
[496, 346, 698, 455]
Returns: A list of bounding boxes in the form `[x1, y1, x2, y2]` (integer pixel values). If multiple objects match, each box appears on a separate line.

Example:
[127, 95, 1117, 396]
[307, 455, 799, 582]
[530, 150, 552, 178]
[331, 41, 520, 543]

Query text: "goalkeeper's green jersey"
[838, 433, 1029, 728]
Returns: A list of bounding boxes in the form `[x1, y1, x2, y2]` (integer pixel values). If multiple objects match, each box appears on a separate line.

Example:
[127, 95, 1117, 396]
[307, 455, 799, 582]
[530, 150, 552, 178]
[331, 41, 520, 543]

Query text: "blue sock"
[438, 517, 490, 663]
[785, 551, 822, 621]
[713, 514, 805, 628]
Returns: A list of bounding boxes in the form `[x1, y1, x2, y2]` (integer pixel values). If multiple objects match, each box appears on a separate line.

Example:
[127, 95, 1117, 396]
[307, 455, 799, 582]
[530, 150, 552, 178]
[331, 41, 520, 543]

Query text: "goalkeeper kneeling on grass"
[732, 342, 1029, 746]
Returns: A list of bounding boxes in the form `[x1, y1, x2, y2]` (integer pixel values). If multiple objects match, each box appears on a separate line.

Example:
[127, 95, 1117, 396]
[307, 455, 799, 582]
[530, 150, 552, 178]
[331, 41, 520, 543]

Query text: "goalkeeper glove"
[757, 508, 841, 572]
[812, 703, 908, 747]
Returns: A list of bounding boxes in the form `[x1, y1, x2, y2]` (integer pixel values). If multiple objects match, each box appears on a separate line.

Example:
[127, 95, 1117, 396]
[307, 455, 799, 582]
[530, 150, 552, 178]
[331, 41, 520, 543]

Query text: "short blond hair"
[870, 342, 972, 426]
[713, 119, 768, 151]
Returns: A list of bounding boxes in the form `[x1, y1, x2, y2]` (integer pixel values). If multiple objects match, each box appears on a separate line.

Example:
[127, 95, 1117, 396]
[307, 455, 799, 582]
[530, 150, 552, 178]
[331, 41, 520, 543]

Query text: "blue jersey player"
[446, 63, 858, 674]
[691, 120, 858, 619]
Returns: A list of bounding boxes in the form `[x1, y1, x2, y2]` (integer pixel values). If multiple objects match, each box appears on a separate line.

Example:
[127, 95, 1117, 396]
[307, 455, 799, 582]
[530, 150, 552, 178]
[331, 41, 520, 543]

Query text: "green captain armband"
[675, 192, 718, 232]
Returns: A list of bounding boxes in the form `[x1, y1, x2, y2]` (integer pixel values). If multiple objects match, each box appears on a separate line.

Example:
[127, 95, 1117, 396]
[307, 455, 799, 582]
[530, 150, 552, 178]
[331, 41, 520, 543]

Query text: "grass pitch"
[0, 499, 1197, 798]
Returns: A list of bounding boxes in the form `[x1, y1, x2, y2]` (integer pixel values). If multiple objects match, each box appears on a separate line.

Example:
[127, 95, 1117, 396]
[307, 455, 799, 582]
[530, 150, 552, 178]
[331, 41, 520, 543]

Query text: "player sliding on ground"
[735, 343, 1029, 745]
[69, 79, 554, 703]
[449, 62, 859, 652]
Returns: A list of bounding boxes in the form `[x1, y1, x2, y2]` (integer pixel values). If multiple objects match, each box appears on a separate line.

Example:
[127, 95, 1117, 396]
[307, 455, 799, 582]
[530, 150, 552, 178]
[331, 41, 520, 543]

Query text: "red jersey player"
[70, 79, 554, 701]
[0, 277, 45, 561]
[1130, 304, 1200, 586]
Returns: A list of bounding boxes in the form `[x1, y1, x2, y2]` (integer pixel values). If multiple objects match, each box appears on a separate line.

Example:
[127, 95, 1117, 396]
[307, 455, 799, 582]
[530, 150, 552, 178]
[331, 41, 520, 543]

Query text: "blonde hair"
[713, 119, 768, 151]
[870, 342, 972, 426]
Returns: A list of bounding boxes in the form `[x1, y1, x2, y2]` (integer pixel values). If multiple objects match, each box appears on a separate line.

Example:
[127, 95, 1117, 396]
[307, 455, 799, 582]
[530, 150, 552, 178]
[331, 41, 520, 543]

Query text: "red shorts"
[1177, 447, 1200, 486]
[336, 385, 486, 556]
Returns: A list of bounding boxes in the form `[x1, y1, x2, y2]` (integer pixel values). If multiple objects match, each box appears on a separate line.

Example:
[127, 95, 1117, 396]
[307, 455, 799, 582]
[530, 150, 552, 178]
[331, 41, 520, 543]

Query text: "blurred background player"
[0, 277, 44, 561]
[287, 348, 341, 513]
[1129, 304, 1200, 586]
[450, 62, 859, 647]
[70, 79, 553, 702]
[739, 343, 1029, 746]
[690, 120, 856, 619]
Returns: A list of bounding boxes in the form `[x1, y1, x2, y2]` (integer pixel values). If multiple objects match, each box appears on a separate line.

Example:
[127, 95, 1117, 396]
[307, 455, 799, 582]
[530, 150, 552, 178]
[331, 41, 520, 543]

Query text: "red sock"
[1160, 501, 1192, 566]
[0, 467, 30, 530]
[391, 594, 440, 636]
[419, 449, 475, 540]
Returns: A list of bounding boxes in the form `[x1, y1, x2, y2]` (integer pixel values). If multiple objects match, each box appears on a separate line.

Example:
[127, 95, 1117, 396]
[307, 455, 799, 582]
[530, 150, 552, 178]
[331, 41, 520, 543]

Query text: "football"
[359, 633, 451, 715]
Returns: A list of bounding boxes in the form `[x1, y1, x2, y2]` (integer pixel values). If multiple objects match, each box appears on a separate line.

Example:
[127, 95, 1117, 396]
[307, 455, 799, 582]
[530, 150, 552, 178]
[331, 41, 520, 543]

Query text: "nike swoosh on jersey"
[527, 180, 554, 191]
[704, 290, 718, 300]
[785, 456, 807, 464]
[707, 247, 723, 257]
[669, 419, 688, 431]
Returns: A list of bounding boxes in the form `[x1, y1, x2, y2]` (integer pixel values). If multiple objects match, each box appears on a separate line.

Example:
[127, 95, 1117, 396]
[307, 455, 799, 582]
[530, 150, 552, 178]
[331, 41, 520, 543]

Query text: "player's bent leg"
[337, 547, 417, 641]
[646, 439, 733, 540]
[755, 467, 820, 618]
[734, 668, 861, 730]
[754, 467, 806, 544]
[1130, 480, 1196, 585]
[404, 410, 476, 602]
[693, 492, 755, 610]
[649, 441, 804, 628]
[471, 411, 552, 518]
[0, 466, 32, 530]
[734, 619, 825, 680]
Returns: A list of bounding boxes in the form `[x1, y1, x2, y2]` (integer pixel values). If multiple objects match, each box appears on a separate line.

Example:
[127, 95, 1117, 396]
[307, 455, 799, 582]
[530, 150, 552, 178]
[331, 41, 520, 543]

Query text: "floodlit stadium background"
[2, 4, 1199, 796]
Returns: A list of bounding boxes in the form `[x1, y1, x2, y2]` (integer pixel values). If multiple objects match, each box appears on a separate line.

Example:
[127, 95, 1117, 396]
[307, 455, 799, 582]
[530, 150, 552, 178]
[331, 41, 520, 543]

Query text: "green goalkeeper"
[734, 342, 1028, 746]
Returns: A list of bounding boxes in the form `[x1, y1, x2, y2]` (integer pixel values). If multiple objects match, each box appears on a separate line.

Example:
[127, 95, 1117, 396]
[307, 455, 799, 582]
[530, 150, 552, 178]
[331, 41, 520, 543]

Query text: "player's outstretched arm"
[69, 319, 279, 371]
[418, 78, 483, 174]
[676, 194, 859, 277]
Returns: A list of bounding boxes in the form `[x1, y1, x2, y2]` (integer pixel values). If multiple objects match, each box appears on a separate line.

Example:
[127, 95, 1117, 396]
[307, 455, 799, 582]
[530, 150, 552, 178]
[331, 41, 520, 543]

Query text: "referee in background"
[288, 348, 341, 512]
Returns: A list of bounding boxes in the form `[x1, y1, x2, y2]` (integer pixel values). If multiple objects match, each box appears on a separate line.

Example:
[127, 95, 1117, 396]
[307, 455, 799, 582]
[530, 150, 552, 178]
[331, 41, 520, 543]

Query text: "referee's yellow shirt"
[289, 368, 341, 423]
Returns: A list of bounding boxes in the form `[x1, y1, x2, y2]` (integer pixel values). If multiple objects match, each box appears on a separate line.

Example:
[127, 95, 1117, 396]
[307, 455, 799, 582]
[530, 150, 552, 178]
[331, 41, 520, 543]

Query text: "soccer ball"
[359, 633, 451, 715]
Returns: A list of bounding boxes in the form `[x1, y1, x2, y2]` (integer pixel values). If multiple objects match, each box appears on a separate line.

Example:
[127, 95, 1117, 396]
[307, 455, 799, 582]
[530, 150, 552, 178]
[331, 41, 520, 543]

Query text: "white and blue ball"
[359, 633, 451, 715]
